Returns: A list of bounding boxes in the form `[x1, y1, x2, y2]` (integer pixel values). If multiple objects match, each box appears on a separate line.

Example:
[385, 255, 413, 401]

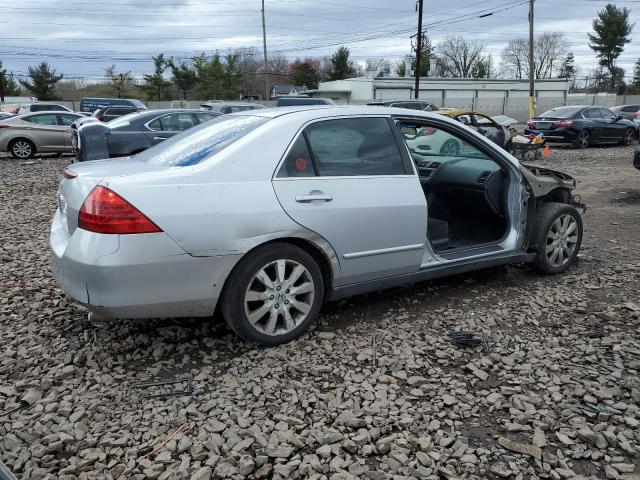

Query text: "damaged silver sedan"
[51, 106, 584, 346]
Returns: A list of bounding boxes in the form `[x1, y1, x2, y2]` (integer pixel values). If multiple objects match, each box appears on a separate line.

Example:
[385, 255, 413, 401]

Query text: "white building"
[307, 77, 571, 121]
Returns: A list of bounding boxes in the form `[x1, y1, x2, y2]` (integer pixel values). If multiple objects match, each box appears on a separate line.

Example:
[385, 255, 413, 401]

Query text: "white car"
[51, 106, 584, 346]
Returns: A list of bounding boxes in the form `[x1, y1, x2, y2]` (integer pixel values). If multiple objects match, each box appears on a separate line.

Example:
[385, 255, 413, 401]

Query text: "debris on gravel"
[1, 145, 639, 479]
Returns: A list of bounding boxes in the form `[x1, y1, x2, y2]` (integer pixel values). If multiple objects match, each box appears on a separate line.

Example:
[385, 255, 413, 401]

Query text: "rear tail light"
[62, 168, 77, 179]
[551, 120, 573, 128]
[0, 124, 11, 128]
[78, 186, 162, 234]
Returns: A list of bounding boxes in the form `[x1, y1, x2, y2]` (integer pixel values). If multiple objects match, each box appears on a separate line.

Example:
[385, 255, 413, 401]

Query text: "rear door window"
[304, 117, 405, 176]
[194, 112, 219, 123]
[584, 109, 602, 119]
[277, 135, 316, 178]
[621, 105, 639, 113]
[148, 113, 196, 131]
[24, 114, 58, 125]
[59, 114, 80, 126]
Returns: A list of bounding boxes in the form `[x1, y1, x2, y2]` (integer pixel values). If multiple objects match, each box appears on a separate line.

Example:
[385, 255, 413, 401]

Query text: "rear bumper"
[524, 128, 578, 143]
[50, 209, 241, 319]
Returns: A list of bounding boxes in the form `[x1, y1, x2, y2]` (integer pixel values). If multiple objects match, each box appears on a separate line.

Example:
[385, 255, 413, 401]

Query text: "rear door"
[22, 113, 66, 150]
[144, 112, 196, 144]
[582, 108, 605, 139]
[272, 116, 427, 285]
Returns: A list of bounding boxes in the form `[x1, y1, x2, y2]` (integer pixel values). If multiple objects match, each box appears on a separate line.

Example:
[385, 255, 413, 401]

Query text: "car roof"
[233, 104, 446, 120]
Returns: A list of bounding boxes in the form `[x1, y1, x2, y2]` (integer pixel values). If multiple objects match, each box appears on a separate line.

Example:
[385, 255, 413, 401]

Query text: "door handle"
[295, 193, 333, 203]
[153, 136, 167, 140]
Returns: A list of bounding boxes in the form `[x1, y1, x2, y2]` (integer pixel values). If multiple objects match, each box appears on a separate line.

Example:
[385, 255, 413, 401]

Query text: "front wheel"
[573, 130, 590, 149]
[531, 202, 583, 274]
[221, 243, 324, 346]
[621, 128, 635, 146]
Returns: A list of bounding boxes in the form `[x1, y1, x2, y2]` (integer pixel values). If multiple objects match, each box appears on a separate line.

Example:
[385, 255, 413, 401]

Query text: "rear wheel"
[9, 139, 35, 159]
[621, 128, 635, 146]
[531, 202, 583, 274]
[221, 243, 324, 346]
[573, 130, 590, 149]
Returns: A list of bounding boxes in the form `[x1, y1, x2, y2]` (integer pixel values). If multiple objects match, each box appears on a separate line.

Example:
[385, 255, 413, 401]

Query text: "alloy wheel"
[244, 259, 315, 336]
[12, 141, 32, 158]
[624, 129, 634, 146]
[579, 131, 590, 149]
[440, 140, 460, 156]
[545, 214, 579, 267]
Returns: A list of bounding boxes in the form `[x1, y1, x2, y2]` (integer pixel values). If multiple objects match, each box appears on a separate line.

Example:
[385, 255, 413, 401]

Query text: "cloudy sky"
[1, 0, 638, 84]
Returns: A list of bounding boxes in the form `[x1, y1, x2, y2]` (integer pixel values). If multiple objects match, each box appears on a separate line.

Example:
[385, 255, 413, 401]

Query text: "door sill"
[436, 244, 504, 261]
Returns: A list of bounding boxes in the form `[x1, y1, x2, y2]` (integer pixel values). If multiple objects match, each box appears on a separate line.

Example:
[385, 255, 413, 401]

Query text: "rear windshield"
[137, 115, 268, 167]
[540, 106, 582, 118]
[277, 98, 333, 106]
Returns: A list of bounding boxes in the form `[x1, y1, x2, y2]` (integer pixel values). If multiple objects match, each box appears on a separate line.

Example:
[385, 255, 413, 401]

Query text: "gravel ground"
[1, 144, 639, 480]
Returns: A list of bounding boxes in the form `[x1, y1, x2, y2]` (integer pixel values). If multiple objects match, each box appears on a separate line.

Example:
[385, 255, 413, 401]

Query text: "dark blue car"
[525, 105, 636, 149]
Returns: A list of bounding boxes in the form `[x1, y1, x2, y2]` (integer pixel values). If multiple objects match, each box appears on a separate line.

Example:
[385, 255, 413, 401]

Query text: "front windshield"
[136, 115, 268, 167]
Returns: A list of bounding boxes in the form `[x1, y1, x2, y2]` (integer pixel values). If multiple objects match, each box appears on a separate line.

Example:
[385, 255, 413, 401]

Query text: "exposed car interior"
[397, 120, 510, 252]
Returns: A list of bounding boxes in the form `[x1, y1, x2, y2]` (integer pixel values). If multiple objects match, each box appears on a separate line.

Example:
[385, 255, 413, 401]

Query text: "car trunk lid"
[58, 158, 171, 234]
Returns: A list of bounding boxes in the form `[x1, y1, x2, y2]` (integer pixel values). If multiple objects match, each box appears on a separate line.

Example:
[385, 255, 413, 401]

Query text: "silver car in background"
[0, 111, 83, 158]
[51, 106, 584, 346]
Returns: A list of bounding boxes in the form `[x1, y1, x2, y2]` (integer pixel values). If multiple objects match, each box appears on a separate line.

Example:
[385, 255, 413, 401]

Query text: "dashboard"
[411, 151, 506, 216]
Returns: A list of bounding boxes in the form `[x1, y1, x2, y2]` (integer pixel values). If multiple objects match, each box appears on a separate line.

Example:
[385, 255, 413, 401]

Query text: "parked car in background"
[93, 105, 148, 122]
[52, 106, 583, 346]
[367, 100, 439, 111]
[436, 110, 510, 148]
[276, 97, 335, 107]
[0, 112, 83, 158]
[525, 106, 637, 149]
[73, 109, 220, 161]
[200, 102, 264, 114]
[79, 97, 146, 113]
[610, 104, 640, 121]
[17, 103, 72, 114]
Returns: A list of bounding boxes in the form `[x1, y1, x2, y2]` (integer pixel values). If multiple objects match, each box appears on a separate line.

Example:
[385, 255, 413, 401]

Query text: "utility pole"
[0, 73, 5, 104]
[261, 0, 269, 101]
[528, 0, 535, 118]
[414, 0, 423, 99]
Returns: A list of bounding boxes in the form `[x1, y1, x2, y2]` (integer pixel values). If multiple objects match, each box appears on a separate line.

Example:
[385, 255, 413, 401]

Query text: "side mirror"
[617, 115, 623, 121]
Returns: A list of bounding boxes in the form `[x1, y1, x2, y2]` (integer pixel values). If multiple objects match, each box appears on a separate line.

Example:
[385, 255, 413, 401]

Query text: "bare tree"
[500, 38, 528, 79]
[436, 36, 485, 78]
[500, 33, 568, 79]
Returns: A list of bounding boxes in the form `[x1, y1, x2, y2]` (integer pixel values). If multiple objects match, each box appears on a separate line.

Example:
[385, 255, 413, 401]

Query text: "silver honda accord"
[51, 106, 584, 345]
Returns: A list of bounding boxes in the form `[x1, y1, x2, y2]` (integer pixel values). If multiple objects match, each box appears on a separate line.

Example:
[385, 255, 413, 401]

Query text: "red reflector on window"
[78, 186, 162, 234]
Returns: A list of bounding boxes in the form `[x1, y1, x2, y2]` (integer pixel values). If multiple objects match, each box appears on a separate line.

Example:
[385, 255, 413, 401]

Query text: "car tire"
[221, 243, 324, 346]
[620, 128, 635, 146]
[439, 139, 460, 156]
[573, 130, 590, 149]
[9, 138, 35, 159]
[531, 202, 583, 274]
